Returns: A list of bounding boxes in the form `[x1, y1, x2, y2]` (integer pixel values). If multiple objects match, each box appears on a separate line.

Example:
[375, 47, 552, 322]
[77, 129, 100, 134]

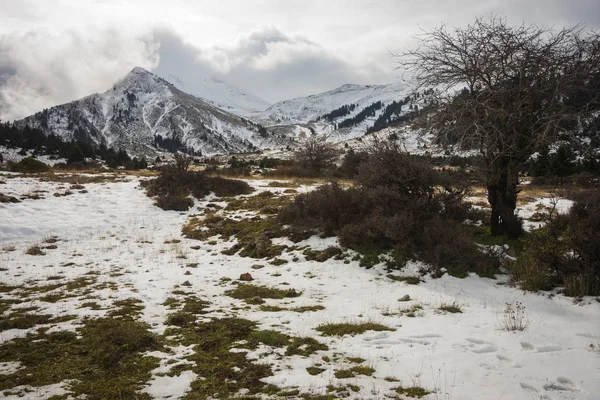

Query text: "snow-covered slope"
[160, 73, 271, 117]
[257, 82, 417, 140]
[15, 68, 286, 156]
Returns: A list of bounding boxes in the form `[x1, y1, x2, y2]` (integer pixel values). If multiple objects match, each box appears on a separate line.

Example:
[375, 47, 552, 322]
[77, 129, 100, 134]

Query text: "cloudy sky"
[1, 0, 599, 121]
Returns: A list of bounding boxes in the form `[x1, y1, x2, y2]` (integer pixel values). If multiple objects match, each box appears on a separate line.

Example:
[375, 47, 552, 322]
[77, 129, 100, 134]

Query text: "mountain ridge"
[15, 67, 286, 157]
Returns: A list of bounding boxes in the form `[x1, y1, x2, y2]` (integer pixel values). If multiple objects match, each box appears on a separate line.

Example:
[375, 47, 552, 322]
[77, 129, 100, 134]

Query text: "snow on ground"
[1, 172, 599, 399]
[0, 146, 66, 166]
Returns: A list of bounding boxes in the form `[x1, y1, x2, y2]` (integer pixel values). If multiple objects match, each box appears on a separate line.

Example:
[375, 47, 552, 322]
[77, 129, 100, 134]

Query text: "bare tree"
[173, 153, 193, 172]
[293, 135, 338, 175]
[399, 16, 600, 237]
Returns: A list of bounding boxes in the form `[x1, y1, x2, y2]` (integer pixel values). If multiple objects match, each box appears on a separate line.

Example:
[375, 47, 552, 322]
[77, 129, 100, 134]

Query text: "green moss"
[316, 322, 395, 337]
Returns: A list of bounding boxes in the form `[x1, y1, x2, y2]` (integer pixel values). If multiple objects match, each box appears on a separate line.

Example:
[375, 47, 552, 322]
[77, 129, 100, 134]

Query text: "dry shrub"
[280, 150, 493, 276]
[143, 165, 253, 210]
[511, 189, 600, 295]
[155, 195, 194, 211]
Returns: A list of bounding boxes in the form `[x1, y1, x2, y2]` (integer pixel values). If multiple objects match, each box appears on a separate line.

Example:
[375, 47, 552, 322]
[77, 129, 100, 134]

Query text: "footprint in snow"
[520, 341, 562, 353]
[496, 353, 522, 368]
[362, 332, 390, 342]
[466, 338, 498, 354]
[543, 377, 580, 392]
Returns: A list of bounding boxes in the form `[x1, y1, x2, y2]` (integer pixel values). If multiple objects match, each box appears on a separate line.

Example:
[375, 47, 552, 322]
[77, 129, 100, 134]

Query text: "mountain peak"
[129, 66, 152, 75]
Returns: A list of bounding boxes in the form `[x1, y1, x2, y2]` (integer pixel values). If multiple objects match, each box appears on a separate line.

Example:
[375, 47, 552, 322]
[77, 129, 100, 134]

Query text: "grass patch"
[107, 298, 144, 319]
[183, 215, 287, 259]
[164, 317, 273, 397]
[334, 365, 375, 379]
[307, 366, 326, 375]
[267, 181, 299, 188]
[315, 322, 395, 337]
[25, 244, 45, 256]
[303, 247, 343, 262]
[225, 191, 293, 215]
[259, 305, 325, 313]
[226, 284, 301, 303]
[387, 275, 421, 285]
[392, 386, 432, 398]
[286, 337, 329, 356]
[0, 312, 75, 330]
[438, 302, 462, 313]
[0, 317, 162, 398]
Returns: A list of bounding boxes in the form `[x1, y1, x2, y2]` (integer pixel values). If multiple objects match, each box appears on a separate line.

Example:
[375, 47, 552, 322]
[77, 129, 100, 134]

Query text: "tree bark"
[487, 159, 522, 238]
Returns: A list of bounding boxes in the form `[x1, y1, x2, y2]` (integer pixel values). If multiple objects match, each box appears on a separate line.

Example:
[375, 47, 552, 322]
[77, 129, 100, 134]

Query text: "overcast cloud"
[1, 0, 599, 121]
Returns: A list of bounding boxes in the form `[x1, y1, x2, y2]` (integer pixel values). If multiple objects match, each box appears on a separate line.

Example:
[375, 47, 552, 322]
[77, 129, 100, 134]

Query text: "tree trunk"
[487, 159, 522, 238]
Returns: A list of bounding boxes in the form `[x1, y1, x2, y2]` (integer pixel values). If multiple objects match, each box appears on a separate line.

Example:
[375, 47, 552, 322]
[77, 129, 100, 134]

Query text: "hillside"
[15, 68, 288, 157]
[256, 82, 429, 141]
[159, 72, 271, 117]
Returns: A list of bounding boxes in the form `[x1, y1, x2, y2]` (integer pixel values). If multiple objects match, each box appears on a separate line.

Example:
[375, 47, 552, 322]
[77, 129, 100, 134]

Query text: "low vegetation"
[142, 159, 253, 211]
[510, 190, 600, 296]
[225, 283, 301, 303]
[9, 157, 51, 173]
[315, 322, 395, 337]
[279, 147, 500, 277]
[0, 316, 161, 398]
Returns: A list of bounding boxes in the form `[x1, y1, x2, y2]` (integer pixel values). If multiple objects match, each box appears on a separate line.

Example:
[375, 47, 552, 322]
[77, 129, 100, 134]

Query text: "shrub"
[10, 157, 51, 173]
[511, 190, 600, 295]
[155, 195, 194, 211]
[279, 150, 493, 276]
[143, 165, 253, 210]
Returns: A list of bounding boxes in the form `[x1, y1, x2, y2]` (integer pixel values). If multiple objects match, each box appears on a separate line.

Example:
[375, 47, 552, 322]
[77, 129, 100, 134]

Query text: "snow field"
[0, 172, 599, 399]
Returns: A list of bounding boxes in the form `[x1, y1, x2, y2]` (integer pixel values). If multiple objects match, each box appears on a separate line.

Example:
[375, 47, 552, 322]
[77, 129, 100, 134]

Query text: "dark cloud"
[1, 0, 599, 120]
[0, 29, 158, 121]
[152, 27, 394, 103]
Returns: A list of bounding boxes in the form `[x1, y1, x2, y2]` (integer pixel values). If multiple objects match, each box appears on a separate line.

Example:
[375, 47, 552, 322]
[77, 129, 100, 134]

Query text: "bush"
[511, 189, 600, 296]
[155, 195, 194, 211]
[10, 157, 51, 173]
[279, 150, 493, 276]
[143, 165, 253, 210]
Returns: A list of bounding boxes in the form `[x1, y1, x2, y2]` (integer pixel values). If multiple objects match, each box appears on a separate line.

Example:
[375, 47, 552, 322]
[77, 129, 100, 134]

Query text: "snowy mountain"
[159, 73, 271, 117]
[15, 67, 286, 157]
[256, 82, 417, 141]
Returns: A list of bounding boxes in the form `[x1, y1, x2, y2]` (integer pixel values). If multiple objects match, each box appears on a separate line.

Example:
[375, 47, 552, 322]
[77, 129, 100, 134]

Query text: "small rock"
[250, 296, 265, 304]
[239, 273, 253, 281]
[398, 294, 411, 302]
[182, 280, 192, 287]
[184, 271, 192, 275]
